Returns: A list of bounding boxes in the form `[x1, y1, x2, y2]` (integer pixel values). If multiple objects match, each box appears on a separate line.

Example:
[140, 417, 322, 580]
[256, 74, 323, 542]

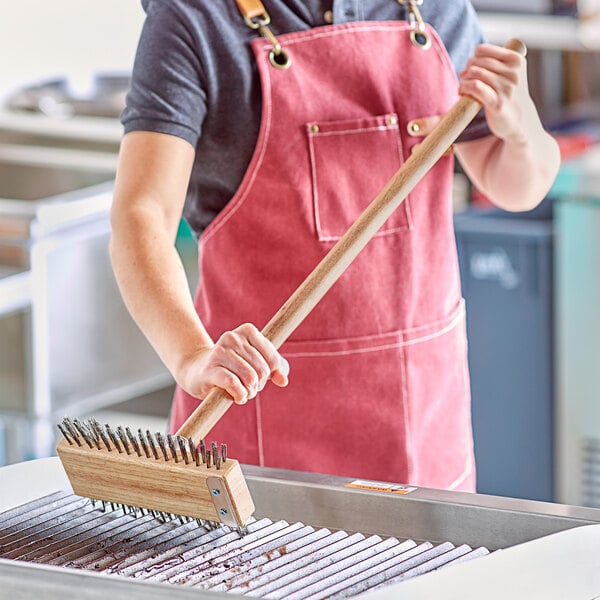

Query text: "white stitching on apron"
[283, 308, 464, 358]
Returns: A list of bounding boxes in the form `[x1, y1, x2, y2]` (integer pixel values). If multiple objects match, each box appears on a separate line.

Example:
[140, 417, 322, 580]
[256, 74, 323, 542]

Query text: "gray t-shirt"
[122, 0, 489, 236]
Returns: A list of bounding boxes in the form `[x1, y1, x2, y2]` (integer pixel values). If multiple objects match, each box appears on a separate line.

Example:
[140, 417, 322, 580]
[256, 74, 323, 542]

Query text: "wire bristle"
[87, 496, 225, 531]
[58, 418, 225, 468]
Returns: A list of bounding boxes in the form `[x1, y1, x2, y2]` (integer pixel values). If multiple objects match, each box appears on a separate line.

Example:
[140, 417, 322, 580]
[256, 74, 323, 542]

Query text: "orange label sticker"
[345, 479, 417, 495]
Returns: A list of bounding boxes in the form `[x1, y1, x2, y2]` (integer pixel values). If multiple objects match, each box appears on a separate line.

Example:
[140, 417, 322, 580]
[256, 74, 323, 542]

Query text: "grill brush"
[57, 418, 253, 534]
[57, 38, 526, 533]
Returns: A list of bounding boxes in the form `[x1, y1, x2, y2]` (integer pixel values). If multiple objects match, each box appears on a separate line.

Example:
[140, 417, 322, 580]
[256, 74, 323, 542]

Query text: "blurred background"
[1, 0, 600, 512]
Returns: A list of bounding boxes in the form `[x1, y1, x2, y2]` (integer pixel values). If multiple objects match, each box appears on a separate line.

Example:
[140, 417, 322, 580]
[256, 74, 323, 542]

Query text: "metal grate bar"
[340, 542, 459, 596]
[242, 532, 369, 597]
[377, 544, 479, 584]
[272, 538, 420, 600]
[261, 536, 406, 599]
[150, 520, 296, 583]
[56, 516, 195, 571]
[172, 524, 318, 587]
[1, 502, 99, 557]
[4, 507, 146, 561]
[112, 523, 249, 577]
[206, 528, 348, 593]
[0, 491, 75, 530]
[302, 541, 435, 600]
[43, 514, 166, 567]
[0, 493, 87, 541]
[336, 542, 483, 597]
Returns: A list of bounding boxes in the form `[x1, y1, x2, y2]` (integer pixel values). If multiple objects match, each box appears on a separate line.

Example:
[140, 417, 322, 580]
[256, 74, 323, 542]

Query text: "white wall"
[0, 0, 145, 99]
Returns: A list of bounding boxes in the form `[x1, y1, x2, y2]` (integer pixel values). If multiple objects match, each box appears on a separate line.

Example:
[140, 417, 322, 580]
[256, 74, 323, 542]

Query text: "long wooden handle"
[177, 38, 527, 441]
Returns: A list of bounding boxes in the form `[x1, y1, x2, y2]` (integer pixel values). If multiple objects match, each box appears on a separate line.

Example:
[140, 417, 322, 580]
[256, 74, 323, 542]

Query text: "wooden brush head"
[56, 423, 254, 529]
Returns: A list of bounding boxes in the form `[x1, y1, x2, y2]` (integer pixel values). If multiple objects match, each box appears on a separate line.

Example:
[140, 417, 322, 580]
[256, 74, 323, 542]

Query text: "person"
[110, 0, 560, 492]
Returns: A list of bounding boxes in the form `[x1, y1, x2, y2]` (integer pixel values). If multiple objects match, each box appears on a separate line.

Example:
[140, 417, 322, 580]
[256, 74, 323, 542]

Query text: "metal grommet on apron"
[268, 47, 291, 70]
[236, 0, 292, 69]
[397, 0, 431, 50]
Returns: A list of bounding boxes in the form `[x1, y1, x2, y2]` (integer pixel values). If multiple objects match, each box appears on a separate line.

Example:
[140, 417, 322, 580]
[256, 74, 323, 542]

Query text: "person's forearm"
[109, 202, 212, 383]
[455, 43, 561, 212]
[456, 102, 560, 212]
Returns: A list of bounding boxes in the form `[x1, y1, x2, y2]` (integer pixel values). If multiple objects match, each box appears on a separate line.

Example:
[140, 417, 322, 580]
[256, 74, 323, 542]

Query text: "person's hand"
[176, 323, 289, 404]
[458, 43, 528, 145]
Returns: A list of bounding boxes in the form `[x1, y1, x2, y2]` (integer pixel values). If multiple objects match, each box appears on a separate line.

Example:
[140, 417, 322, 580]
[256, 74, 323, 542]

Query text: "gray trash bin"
[454, 205, 554, 501]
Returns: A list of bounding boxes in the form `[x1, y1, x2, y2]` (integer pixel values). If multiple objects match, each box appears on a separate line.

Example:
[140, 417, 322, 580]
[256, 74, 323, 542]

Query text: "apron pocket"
[307, 113, 412, 242]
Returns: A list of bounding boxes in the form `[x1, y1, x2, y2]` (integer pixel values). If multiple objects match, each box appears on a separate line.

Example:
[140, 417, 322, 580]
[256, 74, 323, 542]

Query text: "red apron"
[170, 18, 475, 492]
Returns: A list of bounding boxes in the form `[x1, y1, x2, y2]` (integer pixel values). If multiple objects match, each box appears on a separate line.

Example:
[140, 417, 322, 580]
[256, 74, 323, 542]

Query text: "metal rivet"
[388, 115, 398, 126]
[408, 121, 421, 134]
[310, 124, 319, 134]
[323, 9, 333, 24]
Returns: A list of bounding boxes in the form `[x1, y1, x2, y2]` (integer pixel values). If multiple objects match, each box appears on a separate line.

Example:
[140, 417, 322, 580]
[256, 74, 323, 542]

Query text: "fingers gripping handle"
[176, 38, 527, 443]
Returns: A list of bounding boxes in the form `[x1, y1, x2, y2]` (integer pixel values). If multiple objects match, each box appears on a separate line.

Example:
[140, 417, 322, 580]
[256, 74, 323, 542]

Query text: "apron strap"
[234, 0, 270, 28]
[396, 0, 431, 49]
[233, 0, 292, 70]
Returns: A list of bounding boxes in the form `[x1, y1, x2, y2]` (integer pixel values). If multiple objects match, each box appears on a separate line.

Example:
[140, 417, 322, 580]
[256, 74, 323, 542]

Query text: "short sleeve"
[120, 1, 207, 147]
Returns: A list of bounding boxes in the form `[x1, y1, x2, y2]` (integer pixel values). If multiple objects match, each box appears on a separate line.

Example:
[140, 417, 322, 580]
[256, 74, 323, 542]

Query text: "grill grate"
[0, 491, 489, 598]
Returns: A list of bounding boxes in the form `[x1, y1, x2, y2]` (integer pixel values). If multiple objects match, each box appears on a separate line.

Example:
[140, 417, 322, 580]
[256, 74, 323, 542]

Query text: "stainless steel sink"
[0, 155, 114, 201]
[0, 144, 117, 268]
